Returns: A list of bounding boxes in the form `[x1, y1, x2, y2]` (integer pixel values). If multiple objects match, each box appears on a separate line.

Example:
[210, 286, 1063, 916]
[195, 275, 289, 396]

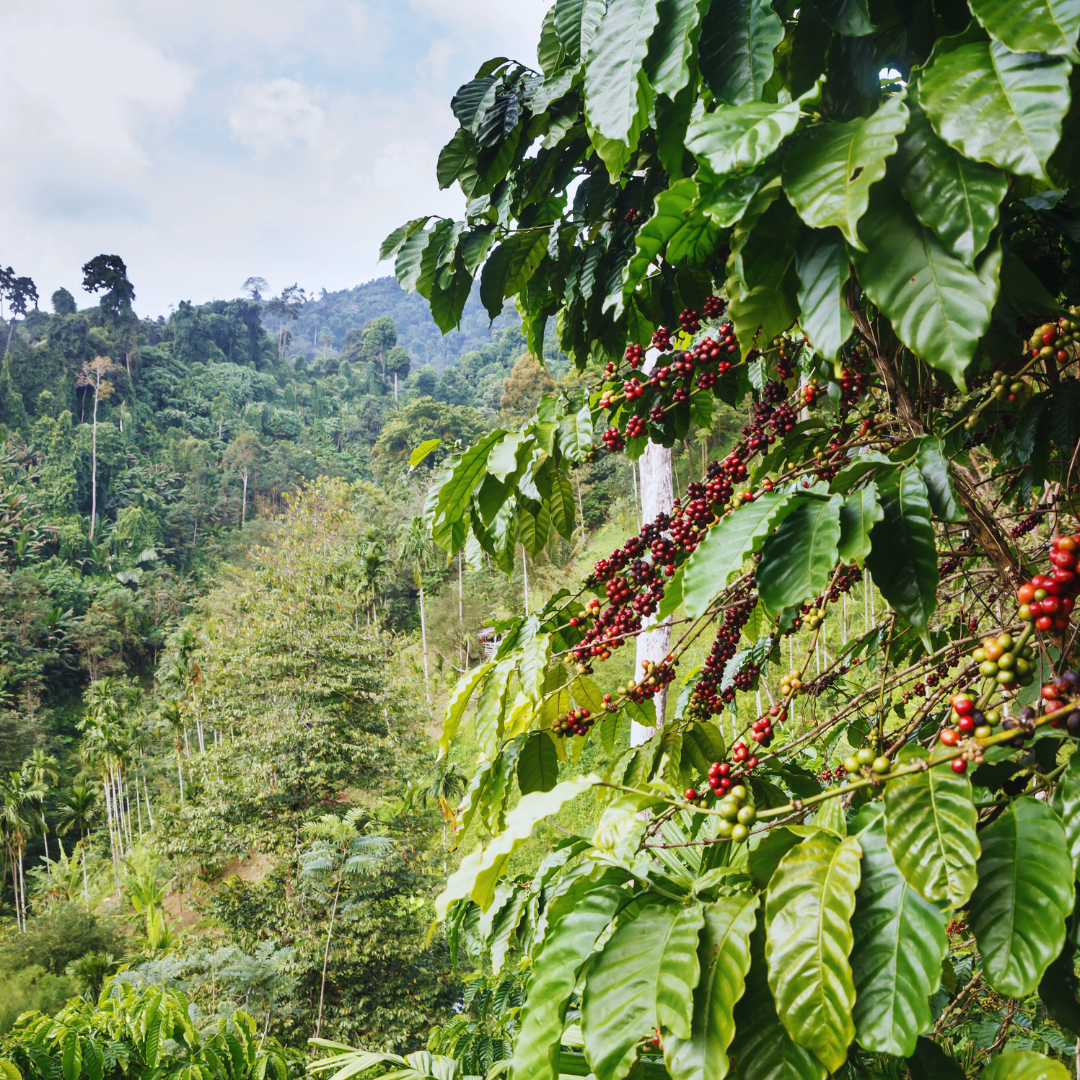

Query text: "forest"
[4, 2, 1080, 1080]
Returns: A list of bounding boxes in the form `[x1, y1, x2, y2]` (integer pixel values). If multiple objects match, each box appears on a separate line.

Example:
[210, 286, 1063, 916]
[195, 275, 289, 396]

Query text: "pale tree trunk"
[81, 837, 89, 912]
[18, 848, 26, 930]
[632, 351, 675, 746]
[315, 874, 344, 1039]
[241, 467, 249, 525]
[178, 756, 185, 805]
[90, 387, 99, 540]
[394, 372, 399, 404]
[419, 585, 431, 703]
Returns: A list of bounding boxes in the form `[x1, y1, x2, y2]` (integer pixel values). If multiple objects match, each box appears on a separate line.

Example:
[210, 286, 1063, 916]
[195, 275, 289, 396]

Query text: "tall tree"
[266, 283, 306, 359]
[55, 782, 98, 911]
[397, 515, 440, 703]
[2, 269, 39, 356]
[82, 254, 136, 376]
[75, 356, 117, 541]
[224, 429, 262, 525]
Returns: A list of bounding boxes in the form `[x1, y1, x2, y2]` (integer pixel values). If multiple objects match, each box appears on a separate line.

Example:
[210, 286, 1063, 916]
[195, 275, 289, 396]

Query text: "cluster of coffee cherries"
[1043, 670, 1080, 731]
[617, 658, 677, 705]
[779, 668, 805, 698]
[803, 607, 826, 631]
[683, 587, 758, 717]
[551, 707, 593, 738]
[750, 706, 783, 747]
[843, 745, 891, 776]
[1028, 312, 1080, 367]
[688, 777, 756, 840]
[971, 632, 1037, 690]
[1010, 511, 1042, 538]
[1017, 533, 1080, 631]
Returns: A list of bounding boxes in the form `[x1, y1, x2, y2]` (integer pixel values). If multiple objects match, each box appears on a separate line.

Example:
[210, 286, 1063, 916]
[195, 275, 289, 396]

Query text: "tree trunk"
[241, 467, 249, 525]
[634, 439, 675, 742]
[419, 585, 431, 703]
[178, 755, 185, 805]
[90, 387, 99, 540]
[18, 848, 26, 930]
[315, 874, 344, 1039]
[394, 372, 399, 405]
[81, 837, 89, 912]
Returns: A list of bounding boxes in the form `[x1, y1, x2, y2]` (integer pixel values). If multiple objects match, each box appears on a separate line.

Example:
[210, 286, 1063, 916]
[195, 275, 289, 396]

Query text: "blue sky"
[0, 0, 550, 316]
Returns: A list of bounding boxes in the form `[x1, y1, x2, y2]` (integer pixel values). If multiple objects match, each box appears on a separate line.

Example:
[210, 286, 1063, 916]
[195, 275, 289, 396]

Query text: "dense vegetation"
[6, 0, 1080, 1079]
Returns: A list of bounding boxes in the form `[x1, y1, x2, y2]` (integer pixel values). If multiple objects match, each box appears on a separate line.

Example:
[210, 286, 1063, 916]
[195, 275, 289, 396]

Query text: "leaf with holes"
[683, 491, 796, 616]
[893, 92, 1007, 266]
[796, 227, 854, 363]
[666, 894, 760, 1080]
[783, 95, 908, 250]
[920, 39, 1071, 183]
[757, 494, 842, 617]
[853, 180, 1001, 392]
[698, 0, 784, 106]
[969, 798, 1075, 997]
[765, 832, 862, 1073]
[883, 745, 979, 907]
[850, 813, 948, 1056]
[582, 902, 705, 1080]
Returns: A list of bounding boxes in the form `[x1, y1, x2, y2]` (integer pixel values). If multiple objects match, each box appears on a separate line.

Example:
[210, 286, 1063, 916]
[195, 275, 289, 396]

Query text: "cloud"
[229, 79, 326, 156]
[0, 0, 552, 316]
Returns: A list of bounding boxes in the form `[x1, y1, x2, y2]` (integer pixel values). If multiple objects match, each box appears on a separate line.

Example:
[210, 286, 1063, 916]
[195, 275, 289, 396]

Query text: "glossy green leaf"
[436, 774, 599, 917]
[698, 166, 770, 227]
[440, 662, 493, 755]
[907, 1036, 966, 1080]
[795, 227, 854, 363]
[518, 732, 560, 794]
[810, 0, 872, 36]
[380, 216, 429, 262]
[582, 902, 705, 1080]
[765, 832, 862, 1073]
[480, 233, 550, 320]
[757, 495, 842, 616]
[686, 99, 803, 177]
[452, 77, 501, 134]
[584, 0, 661, 146]
[748, 828, 807, 889]
[850, 815, 948, 1056]
[538, 5, 565, 74]
[783, 95, 908, 249]
[434, 429, 507, 525]
[557, 405, 595, 462]
[646, 0, 704, 97]
[893, 93, 1007, 266]
[865, 467, 939, 641]
[1051, 749, 1080, 877]
[668, 207, 723, 264]
[474, 658, 514, 759]
[853, 180, 1001, 392]
[915, 436, 964, 523]
[728, 196, 802, 359]
[683, 491, 795, 617]
[698, 0, 784, 106]
[883, 744, 979, 907]
[970, 798, 1075, 997]
[968, 0, 1080, 61]
[732, 914, 828, 1080]
[556, 0, 606, 63]
[437, 129, 476, 190]
[623, 180, 698, 297]
[513, 876, 629, 1080]
[837, 483, 882, 568]
[666, 894, 760, 1080]
[1039, 940, 1080, 1035]
[981, 1052, 1072, 1080]
[920, 39, 1071, 183]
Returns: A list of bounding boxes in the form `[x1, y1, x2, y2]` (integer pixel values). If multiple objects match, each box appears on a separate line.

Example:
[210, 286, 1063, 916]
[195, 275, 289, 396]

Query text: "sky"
[0, 0, 550, 317]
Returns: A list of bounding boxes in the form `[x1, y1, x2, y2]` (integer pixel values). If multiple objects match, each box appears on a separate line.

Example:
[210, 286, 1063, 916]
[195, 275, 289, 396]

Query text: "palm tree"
[397, 516, 441, 703]
[22, 749, 59, 871]
[56, 783, 99, 910]
[419, 762, 466, 874]
[355, 531, 387, 626]
[0, 769, 47, 930]
[157, 700, 187, 804]
[299, 809, 392, 1038]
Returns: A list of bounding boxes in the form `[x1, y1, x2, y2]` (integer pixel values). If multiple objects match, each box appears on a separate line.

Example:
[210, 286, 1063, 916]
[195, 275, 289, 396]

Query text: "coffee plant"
[378, 0, 1080, 1078]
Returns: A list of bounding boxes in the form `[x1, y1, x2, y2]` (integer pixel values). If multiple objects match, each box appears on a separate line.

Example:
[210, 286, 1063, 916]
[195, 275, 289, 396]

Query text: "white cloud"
[0, 0, 553, 315]
[229, 78, 326, 156]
